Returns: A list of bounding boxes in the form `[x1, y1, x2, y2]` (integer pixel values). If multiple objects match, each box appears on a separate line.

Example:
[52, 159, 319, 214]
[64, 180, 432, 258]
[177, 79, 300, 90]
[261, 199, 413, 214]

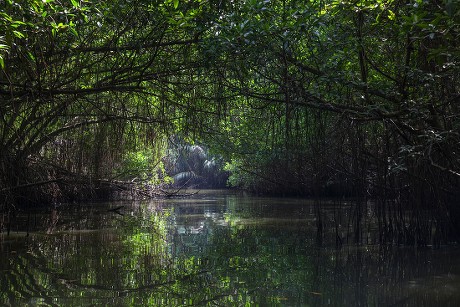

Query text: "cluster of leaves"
[1, 0, 460, 212]
[0, 0, 210, 204]
[192, 0, 460, 199]
[163, 137, 229, 188]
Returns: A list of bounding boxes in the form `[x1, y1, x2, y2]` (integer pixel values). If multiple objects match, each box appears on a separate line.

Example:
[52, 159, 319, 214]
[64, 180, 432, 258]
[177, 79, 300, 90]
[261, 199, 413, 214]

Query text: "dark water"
[1, 190, 460, 306]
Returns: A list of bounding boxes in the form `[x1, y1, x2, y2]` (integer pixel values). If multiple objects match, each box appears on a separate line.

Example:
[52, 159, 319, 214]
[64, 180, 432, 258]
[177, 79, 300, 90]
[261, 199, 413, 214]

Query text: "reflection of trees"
[0, 251, 56, 305]
[174, 223, 460, 306]
[168, 197, 460, 306]
[2, 199, 460, 305]
[1, 203, 212, 305]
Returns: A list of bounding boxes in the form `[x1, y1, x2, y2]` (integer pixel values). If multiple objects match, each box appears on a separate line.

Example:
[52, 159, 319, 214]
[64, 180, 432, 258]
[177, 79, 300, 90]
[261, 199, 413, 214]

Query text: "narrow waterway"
[1, 190, 460, 306]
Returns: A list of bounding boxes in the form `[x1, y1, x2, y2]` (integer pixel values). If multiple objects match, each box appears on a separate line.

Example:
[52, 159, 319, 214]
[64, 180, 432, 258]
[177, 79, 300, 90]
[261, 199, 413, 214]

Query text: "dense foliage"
[203, 0, 460, 197]
[1, 0, 460, 239]
[1, 0, 205, 202]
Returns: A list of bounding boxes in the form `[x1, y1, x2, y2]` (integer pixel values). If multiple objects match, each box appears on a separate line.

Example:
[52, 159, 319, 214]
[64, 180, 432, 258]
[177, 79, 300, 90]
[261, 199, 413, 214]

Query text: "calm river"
[1, 190, 460, 306]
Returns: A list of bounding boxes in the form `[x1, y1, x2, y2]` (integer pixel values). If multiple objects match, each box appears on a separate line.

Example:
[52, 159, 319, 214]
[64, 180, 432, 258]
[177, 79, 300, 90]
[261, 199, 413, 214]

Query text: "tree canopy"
[1, 0, 460, 237]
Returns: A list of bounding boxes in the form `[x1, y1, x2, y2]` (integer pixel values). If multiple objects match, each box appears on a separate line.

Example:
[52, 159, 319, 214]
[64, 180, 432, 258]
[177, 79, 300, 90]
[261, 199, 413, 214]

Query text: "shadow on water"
[1, 190, 460, 306]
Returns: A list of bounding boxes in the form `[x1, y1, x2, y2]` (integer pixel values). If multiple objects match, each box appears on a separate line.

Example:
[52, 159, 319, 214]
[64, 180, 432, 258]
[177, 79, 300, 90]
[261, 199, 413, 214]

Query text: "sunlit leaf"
[70, 0, 79, 8]
[388, 9, 395, 20]
[12, 30, 25, 39]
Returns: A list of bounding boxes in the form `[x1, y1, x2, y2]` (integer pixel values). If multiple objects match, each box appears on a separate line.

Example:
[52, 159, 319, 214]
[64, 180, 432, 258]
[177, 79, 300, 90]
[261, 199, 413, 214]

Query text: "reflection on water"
[1, 190, 460, 306]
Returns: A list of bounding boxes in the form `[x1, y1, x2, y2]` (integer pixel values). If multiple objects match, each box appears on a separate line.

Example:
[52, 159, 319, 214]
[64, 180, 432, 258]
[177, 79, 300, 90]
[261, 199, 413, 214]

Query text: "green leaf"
[173, 0, 179, 9]
[387, 10, 395, 21]
[12, 30, 25, 39]
[11, 21, 27, 28]
[70, 0, 79, 8]
[70, 27, 78, 37]
[27, 51, 35, 61]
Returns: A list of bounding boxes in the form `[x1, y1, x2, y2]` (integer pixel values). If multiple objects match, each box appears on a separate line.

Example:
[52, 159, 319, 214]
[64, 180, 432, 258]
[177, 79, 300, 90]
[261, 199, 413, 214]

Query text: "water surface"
[1, 190, 460, 306]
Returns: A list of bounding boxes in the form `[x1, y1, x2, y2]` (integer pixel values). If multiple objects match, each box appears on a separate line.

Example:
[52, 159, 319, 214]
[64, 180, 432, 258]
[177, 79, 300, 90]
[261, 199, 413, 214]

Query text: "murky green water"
[1, 190, 460, 306]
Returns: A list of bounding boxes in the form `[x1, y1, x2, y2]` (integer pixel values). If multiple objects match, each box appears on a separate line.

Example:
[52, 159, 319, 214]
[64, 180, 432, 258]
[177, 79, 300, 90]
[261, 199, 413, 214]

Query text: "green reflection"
[1, 194, 460, 306]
